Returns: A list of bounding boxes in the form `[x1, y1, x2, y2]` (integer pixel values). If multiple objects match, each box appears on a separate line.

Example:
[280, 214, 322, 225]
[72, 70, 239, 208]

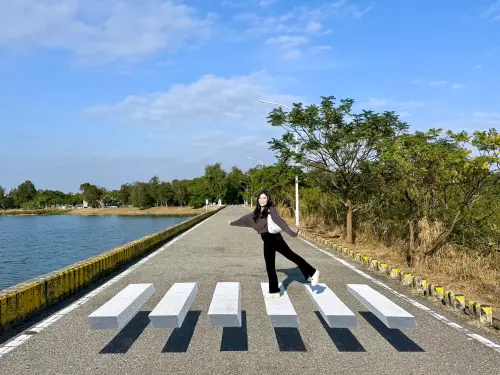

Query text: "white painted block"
[149, 282, 199, 328]
[88, 283, 154, 329]
[347, 284, 417, 329]
[304, 283, 357, 328]
[261, 283, 298, 328]
[208, 282, 241, 327]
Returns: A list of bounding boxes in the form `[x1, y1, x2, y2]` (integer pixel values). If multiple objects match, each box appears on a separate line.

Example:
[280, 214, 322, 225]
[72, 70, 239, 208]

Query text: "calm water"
[0, 215, 192, 291]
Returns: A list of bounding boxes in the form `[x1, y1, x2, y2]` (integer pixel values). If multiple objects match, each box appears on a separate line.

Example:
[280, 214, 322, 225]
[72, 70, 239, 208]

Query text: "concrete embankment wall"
[0, 206, 225, 334]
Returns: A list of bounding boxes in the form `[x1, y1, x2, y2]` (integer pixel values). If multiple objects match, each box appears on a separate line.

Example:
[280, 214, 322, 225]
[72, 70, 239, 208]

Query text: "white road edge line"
[0, 209, 223, 359]
[300, 238, 500, 354]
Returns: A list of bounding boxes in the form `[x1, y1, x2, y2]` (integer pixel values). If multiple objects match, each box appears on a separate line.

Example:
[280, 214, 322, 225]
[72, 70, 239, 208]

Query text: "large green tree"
[378, 128, 500, 265]
[267, 95, 408, 243]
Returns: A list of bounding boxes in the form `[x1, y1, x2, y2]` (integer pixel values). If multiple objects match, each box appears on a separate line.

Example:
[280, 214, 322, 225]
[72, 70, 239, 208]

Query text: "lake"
[0, 214, 193, 291]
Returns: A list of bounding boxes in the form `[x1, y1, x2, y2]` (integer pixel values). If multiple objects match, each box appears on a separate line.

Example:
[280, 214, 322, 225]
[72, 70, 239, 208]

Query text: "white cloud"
[229, 0, 368, 58]
[309, 45, 332, 54]
[258, 0, 277, 7]
[266, 35, 308, 49]
[306, 21, 323, 33]
[451, 83, 465, 90]
[331, 1, 373, 19]
[397, 111, 412, 119]
[482, 1, 500, 20]
[0, 0, 214, 63]
[473, 112, 500, 125]
[282, 49, 302, 59]
[475, 64, 482, 69]
[84, 72, 303, 128]
[366, 98, 424, 110]
[366, 98, 390, 107]
[364, 97, 424, 117]
[266, 35, 309, 58]
[430, 80, 448, 86]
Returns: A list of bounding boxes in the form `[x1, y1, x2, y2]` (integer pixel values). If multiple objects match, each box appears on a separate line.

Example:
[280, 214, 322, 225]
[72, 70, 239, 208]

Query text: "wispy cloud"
[481, 1, 500, 21]
[84, 71, 303, 129]
[364, 97, 424, 118]
[0, 0, 215, 64]
[258, 0, 277, 7]
[331, 1, 373, 19]
[473, 112, 500, 124]
[266, 35, 308, 59]
[430, 80, 448, 86]
[228, 0, 369, 58]
[451, 83, 465, 90]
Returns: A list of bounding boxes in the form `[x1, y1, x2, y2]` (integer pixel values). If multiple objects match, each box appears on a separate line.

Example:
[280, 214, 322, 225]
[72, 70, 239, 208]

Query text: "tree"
[117, 184, 132, 206]
[378, 128, 500, 266]
[16, 180, 37, 205]
[79, 183, 105, 208]
[188, 177, 209, 208]
[171, 179, 189, 206]
[157, 182, 173, 206]
[149, 176, 160, 206]
[204, 163, 227, 202]
[130, 182, 154, 209]
[0, 185, 6, 209]
[267, 95, 408, 243]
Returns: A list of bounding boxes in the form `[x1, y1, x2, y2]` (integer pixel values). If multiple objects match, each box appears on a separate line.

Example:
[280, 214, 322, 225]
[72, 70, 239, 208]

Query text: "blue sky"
[0, 0, 499, 193]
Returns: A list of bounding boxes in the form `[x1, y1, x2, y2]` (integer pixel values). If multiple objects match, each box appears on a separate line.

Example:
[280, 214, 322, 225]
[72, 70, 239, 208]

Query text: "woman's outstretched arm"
[229, 212, 254, 228]
[269, 206, 298, 237]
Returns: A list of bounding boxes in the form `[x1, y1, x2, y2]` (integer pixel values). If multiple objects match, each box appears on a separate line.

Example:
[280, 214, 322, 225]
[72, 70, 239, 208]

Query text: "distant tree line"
[2, 95, 499, 268]
[0, 163, 276, 211]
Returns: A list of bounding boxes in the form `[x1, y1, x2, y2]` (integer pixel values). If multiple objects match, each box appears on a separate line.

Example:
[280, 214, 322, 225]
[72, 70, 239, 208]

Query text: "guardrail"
[0, 205, 225, 334]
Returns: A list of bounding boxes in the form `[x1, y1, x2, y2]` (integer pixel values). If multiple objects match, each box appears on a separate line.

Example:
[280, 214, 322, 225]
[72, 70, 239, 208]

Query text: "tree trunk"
[409, 218, 415, 250]
[424, 209, 462, 257]
[411, 252, 423, 268]
[346, 197, 353, 244]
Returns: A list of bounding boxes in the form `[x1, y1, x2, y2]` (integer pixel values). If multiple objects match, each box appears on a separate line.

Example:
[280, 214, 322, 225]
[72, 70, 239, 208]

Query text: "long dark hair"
[253, 189, 273, 222]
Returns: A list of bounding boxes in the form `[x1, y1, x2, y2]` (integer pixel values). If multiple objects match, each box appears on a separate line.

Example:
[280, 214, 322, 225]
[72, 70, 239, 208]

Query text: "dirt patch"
[67, 206, 219, 216]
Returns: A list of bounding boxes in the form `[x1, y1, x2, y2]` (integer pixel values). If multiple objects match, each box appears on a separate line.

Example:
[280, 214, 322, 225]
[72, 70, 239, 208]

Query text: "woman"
[229, 189, 320, 298]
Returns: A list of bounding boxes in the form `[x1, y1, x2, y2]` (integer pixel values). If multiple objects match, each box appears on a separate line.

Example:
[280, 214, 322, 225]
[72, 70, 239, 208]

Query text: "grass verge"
[275, 204, 500, 314]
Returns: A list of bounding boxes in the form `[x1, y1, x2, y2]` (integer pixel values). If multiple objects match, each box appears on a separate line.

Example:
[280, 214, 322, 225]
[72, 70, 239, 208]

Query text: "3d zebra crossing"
[87, 282, 417, 331]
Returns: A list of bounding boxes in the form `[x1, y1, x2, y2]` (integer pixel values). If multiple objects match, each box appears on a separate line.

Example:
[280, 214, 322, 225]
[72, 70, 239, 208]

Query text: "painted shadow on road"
[162, 310, 201, 353]
[100, 311, 151, 354]
[275, 267, 308, 291]
[274, 327, 307, 352]
[220, 311, 248, 352]
[270, 268, 308, 352]
[314, 311, 366, 352]
[360, 311, 424, 352]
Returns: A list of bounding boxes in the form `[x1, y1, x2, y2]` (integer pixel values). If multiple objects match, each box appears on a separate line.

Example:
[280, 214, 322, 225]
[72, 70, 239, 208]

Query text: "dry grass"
[0, 206, 219, 216]
[276, 203, 500, 312]
[66, 205, 219, 216]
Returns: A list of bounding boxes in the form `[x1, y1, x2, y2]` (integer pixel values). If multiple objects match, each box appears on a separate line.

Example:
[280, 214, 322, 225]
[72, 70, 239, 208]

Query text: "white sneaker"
[310, 270, 320, 286]
[265, 292, 281, 299]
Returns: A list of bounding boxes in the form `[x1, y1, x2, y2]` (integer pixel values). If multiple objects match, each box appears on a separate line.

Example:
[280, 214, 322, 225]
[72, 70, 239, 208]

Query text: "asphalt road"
[1, 205, 499, 374]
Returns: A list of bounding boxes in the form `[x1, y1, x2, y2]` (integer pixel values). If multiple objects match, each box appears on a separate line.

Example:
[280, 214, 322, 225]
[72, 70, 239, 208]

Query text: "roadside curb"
[0, 206, 226, 334]
[292, 225, 499, 331]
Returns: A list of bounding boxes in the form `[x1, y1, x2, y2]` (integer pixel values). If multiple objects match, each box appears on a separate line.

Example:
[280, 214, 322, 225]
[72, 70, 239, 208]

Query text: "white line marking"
[0, 209, 223, 359]
[300, 238, 500, 354]
[467, 334, 500, 350]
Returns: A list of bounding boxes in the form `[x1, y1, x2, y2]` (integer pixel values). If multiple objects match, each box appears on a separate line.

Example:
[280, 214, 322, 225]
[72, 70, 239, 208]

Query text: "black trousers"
[261, 232, 316, 293]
